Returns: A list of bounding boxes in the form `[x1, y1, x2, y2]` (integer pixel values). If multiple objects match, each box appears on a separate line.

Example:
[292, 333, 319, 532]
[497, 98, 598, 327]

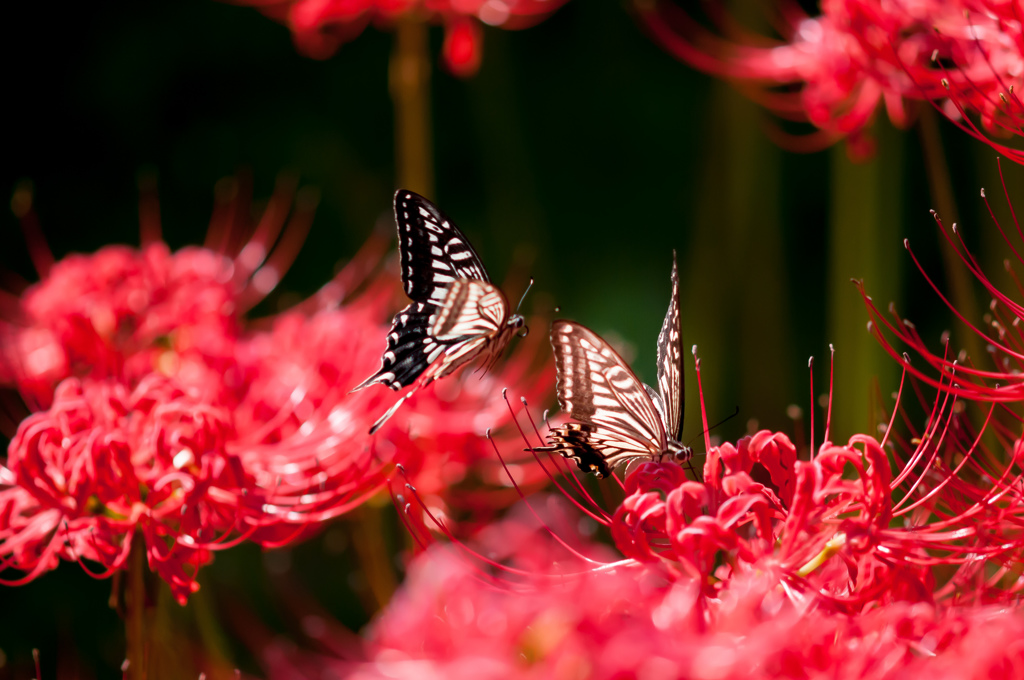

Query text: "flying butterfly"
[352, 190, 527, 434]
[536, 252, 690, 477]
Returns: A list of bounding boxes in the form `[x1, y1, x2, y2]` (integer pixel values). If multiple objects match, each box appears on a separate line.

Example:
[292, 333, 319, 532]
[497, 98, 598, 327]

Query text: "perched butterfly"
[536, 252, 690, 477]
[353, 190, 527, 434]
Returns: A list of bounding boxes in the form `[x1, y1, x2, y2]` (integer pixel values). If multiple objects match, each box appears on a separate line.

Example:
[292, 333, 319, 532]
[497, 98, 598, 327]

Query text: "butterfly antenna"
[685, 405, 740, 448]
[515, 277, 535, 314]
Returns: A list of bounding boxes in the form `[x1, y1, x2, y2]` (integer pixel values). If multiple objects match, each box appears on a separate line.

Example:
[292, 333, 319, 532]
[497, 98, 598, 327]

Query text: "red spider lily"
[0, 243, 241, 411]
[635, 0, 1024, 160]
[1, 177, 318, 411]
[601, 341, 1024, 609]
[0, 375, 263, 604]
[0, 178, 553, 599]
[257, 495, 1024, 680]
[232, 0, 570, 76]
[861, 161, 1024, 402]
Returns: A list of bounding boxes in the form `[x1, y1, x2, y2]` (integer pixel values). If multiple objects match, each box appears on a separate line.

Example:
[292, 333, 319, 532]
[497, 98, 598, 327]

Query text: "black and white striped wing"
[539, 321, 666, 477]
[656, 251, 683, 441]
[394, 190, 489, 304]
[352, 300, 449, 393]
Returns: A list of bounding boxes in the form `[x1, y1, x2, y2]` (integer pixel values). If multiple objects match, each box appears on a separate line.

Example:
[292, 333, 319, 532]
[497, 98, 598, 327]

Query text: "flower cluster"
[352, 546, 1024, 680]
[636, 0, 1024, 160]
[234, 0, 570, 76]
[258, 446, 1024, 679]
[0, 181, 550, 602]
[0, 242, 241, 410]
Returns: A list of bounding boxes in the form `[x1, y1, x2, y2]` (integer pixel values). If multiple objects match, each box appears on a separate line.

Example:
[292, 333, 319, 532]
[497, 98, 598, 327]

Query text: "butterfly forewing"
[549, 321, 666, 458]
[656, 251, 683, 440]
[395, 191, 489, 302]
[351, 301, 449, 392]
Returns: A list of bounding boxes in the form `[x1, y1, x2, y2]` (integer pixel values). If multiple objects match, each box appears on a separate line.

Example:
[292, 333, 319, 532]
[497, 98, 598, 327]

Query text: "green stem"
[826, 121, 903, 444]
[125, 538, 148, 680]
[389, 17, 434, 198]
[350, 504, 398, 612]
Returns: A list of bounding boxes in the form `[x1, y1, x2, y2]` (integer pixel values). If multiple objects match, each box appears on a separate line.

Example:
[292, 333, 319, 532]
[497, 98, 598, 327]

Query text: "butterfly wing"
[394, 190, 489, 304]
[538, 321, 667, 477]
[656, 251, 683, 441]
[430, 280, 508, 341]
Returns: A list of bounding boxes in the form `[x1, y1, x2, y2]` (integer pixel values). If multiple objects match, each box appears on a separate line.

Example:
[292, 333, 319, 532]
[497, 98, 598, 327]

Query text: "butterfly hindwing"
[352, 301, 452, 392]
[395, 190, 489, 303]
[656, 250, 683, 440]
[544, 320, 666, 470]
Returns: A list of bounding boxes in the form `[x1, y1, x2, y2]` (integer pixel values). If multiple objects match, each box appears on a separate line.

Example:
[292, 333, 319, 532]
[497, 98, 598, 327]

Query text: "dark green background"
[2, 1, 1021, 676]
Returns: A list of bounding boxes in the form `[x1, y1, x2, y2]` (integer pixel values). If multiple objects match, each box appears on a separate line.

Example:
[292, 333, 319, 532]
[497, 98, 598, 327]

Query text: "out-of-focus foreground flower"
[262, 419, 1024, 679]
[0, 179, 550, 603]
[232, 0, 570, 77]
[636, 0, 1024, 160]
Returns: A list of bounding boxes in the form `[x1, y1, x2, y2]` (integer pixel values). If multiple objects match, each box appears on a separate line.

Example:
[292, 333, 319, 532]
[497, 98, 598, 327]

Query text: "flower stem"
[124, 537, 148, 680]
[827, 121, 903, 443]
[351, 503, 398, 611]
[390, 16, 434, 198]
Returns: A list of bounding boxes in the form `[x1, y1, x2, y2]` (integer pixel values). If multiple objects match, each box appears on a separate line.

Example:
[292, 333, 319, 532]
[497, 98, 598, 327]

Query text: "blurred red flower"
[234, 0, 569, 76]
[0, 243, 241, 411]
[0, 178, 552, 600]
[637, 0, 1024, 160]
[258, 467, 1024, 679]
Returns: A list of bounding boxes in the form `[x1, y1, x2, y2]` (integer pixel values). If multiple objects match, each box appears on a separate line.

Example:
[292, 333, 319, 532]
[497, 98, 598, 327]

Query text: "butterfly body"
[538, 253, 690, 478]
[354, 191, 525, 434]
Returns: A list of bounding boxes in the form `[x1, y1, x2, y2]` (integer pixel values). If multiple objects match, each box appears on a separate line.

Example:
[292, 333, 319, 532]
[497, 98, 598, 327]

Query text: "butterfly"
[353, 190, 527, 434]
[536, 252, 690, 478]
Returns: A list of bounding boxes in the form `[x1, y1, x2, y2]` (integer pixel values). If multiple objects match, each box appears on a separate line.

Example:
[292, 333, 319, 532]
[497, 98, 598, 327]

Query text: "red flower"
[0, 375, 263, 604]
[0, 179, 553, 598]
[1, 243, 241, 410]
[636, 0, 1024, 160]
[233, 0, 570, 76]
[257, 501, 1024, 680]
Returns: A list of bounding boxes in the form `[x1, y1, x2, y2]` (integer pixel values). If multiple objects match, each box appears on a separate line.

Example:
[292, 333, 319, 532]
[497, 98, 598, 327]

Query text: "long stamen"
[808, 356, 815, 459]
[823, 345, 834, 446]
[693, 345, 711, 455]
[517, 396, 610, 523]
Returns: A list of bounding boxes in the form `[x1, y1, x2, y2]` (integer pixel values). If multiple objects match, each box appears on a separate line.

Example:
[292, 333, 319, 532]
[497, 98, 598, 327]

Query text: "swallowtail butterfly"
[536, 252, 690, 477]
[353, 190, 526, 434]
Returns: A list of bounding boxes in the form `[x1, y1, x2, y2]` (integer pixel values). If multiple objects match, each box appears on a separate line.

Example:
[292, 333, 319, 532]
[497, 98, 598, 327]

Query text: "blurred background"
[2, 0, 1022, 676]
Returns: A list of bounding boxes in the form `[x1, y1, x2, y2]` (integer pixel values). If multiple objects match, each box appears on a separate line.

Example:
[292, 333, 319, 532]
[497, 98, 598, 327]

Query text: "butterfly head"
[666, 438, 692, 463]
[509, 313, 528, 338]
